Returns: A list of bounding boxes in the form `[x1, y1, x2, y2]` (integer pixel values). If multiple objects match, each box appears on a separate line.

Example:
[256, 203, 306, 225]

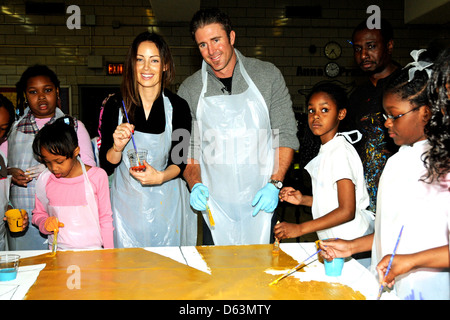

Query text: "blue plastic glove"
[190, 183, 209, 211]
[251, 183, 280, 217]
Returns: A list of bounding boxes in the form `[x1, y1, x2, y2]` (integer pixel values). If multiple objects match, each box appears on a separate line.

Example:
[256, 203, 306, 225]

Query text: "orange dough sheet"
[21, 245, 364, 300]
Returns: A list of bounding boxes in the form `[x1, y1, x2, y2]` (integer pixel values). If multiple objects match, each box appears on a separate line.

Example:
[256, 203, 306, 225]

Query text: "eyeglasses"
[383, 105, 423, 121]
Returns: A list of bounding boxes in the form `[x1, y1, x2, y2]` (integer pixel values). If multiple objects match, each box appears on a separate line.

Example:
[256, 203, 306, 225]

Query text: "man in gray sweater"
[178, 8, 299, 245]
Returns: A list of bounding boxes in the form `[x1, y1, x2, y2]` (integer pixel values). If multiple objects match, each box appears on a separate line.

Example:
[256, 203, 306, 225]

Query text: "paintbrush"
[121, 100, 141, 166]
[201, 190, 215, 227]
[377, 225, 404, 300]
[272, 221, 280, 255]
[269, 248, 322, 286]
[50, 229, 58, 256]
[50, 219, 64, 257]
[205, 202, 215, 227]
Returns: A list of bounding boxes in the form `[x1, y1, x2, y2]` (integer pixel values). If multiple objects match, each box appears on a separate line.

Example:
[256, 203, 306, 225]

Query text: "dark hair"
[352, 18, 394, 44]
[306, 81, 348, 111]
[0, 94, 16, 142]
[190, 8, 233, 41]
[16, 64, 60, 117]
[121, 32, 174, 122]
[384, 50, 433, 108]
[32, 116, 78, 163]
[424, 48, 450, 183]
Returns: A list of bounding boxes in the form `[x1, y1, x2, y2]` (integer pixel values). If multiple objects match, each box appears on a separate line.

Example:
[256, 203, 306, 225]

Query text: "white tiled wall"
[1, 0, 448, 126]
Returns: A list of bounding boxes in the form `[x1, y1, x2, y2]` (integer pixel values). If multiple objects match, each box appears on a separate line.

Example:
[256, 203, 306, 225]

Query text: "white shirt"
[372, 139, 450, 300]
[305, 133, 374, 240]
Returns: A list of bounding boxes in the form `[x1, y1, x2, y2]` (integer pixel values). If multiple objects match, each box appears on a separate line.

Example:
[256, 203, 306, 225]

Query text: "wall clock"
[325, 62, 340, 78]
[324, 41, 342, 60]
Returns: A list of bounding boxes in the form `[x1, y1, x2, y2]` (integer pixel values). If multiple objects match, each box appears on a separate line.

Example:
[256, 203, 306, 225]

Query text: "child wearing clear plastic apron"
[31, 116, 113, 250]
[34, 158, 112, 250]
[8, 65, 96, 250]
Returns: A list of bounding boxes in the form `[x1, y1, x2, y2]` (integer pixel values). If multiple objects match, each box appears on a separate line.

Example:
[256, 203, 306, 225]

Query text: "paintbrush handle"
[376, 253, 397, 299]
[269, 248, 322, 286]
[206, 203, 215, 226]
[293, 249, 321, 271]
[50, 229, 58, 256]
[382, 226, 404, 278]
[201, 190, 215, 227]
[122, 101, 140, 157]
[377, 226, 404, 300]
[130, 134, 138, 150]
[377, 284, 384, 300]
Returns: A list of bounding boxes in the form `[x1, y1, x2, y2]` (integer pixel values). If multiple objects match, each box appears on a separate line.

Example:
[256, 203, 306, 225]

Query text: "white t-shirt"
[372, 139, 449, 300]
[305, 133, 374, 240]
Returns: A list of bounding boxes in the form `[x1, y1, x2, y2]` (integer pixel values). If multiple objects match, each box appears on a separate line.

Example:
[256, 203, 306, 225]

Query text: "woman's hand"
[130, 161, 164, 185]
[8, 167, 32, 187]
[112, 123, 135, 152]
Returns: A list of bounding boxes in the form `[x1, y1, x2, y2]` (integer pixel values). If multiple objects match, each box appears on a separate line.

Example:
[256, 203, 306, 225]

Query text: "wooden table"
[1, 243, 382, 300]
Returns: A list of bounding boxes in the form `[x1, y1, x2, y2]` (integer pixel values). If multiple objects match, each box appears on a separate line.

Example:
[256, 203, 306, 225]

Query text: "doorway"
[79, 85, 120, 138]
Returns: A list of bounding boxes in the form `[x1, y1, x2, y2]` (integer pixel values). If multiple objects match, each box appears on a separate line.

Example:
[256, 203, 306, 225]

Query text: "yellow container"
[5, 209, 27, 232]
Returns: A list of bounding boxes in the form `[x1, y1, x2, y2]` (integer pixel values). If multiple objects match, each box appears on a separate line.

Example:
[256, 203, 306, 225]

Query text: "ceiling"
[148, 0, 449, 25]
[404, 0, 450, 24]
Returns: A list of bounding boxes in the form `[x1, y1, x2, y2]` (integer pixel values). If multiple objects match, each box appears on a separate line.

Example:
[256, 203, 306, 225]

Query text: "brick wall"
[0, 0, 448, 134]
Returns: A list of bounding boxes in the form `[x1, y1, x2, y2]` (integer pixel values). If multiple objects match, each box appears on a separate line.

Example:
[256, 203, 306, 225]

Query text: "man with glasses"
[343, 19, 401, 214]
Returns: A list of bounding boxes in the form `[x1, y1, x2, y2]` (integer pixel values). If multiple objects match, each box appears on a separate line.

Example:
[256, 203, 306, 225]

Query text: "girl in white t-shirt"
[374, 49, 450, 299]
[320, 49, 449, 300]
[275, 82, 374, 243]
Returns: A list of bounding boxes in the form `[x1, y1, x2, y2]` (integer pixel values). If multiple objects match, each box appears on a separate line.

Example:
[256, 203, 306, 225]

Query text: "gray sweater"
[178, 49, 300, 160]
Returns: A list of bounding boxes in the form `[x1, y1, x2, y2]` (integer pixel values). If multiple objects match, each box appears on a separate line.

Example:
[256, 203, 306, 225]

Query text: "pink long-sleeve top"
[32, 166, 114, 249]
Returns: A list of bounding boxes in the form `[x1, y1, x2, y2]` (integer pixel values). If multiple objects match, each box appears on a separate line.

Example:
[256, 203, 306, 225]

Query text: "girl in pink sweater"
[31, 116, 114, 250]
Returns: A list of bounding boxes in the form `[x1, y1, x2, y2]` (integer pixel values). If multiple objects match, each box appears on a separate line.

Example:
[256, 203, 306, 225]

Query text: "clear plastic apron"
[111, 94, 196, 247]
[36, 158, 103, 250]
[197, 51, 274, 245]
[7, 108, 67, 250]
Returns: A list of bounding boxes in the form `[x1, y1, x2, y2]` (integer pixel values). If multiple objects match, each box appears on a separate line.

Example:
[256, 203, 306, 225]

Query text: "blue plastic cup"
[324, 257, 344, 276]
[0, 254, 20, 281]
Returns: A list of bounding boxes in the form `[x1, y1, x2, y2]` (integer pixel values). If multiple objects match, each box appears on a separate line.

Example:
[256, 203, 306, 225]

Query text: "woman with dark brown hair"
[99, 32, 196, 247]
